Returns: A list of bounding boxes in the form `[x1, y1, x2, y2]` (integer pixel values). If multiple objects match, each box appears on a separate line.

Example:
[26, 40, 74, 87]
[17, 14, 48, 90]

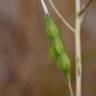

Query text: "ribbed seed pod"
[45, 15, 71, 80]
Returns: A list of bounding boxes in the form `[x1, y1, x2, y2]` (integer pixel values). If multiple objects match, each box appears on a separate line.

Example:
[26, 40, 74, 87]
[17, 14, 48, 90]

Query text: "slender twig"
[48, 0, 75, 33]
[40, 0, 49, 15]
[75, 1, 93, 96]
[75, 0, 83, 96]
[68, 80, 74, 96]
[79, 0, 93, 15]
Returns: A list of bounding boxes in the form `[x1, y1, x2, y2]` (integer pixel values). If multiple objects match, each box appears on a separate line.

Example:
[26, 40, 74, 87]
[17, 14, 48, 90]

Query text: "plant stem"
[79, 0, 93, 15]
[75, 0, 83, 96]
[75, 17, 82, 96]
[40, 0, 49, 15]
[48, 0, 75, 33]
[68, 80, 74, 96]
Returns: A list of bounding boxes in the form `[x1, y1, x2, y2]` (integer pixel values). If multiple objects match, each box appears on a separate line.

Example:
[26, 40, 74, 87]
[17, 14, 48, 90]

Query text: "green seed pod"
[45, 15, 71, 80]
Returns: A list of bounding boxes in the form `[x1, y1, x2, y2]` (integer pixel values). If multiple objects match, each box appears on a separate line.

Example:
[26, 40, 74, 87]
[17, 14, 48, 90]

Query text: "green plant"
[40, 0, 93, 96]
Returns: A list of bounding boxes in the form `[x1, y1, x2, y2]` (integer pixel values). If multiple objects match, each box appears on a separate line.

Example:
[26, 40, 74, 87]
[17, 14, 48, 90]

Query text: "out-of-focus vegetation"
[0, 0, 96, 96]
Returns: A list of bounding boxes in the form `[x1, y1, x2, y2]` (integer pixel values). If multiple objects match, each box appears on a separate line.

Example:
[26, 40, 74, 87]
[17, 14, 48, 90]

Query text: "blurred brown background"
[0, 0, 96, 96]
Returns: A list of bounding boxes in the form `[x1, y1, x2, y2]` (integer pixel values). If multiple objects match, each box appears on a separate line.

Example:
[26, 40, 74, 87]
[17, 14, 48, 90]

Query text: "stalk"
[75, 0, 83, 96]
[74, 0, 92, 96]
[68, 80, 74, 96]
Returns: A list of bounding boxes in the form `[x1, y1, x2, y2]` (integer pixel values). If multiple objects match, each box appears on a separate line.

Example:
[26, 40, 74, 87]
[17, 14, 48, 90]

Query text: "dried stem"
[79, 0, 93, 15]
[40, 0, 49, 15]
[68, 80, 74, 96]
[75, 0, 83, 96]
[75, 0, 93, 95]
[48, 0, 75, 33]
